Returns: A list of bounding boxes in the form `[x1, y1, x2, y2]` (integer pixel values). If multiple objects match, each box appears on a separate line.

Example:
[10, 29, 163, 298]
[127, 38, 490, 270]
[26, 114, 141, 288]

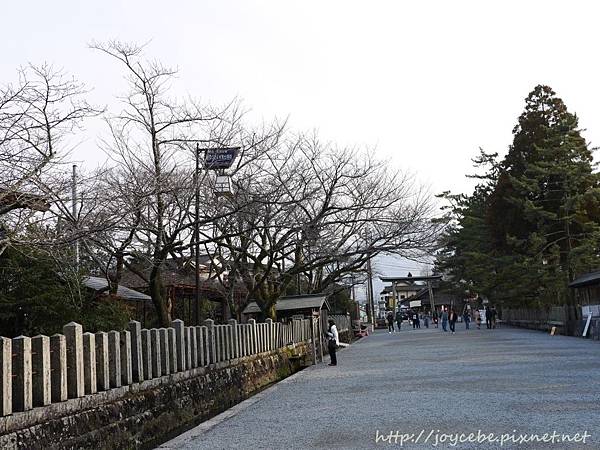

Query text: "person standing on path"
[395, 310, 402, 331]
[491, 306, 498, 329]
[326, 319, 339, 366]
[441, 308, 449, 332]
[424, 313, 429, 328]
[412, 311, 419, 329]
[485, 306, 492, 329]
[387, 311, 395, 333]
[448, 309, 458, 334]
[475, 309, 481, 329]
[463, 310, 470, 330]
[433, 310, 439, 328]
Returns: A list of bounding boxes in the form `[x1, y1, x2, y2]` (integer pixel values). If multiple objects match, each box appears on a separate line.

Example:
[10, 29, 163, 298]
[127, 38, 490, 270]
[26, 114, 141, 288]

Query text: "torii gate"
[379, 275, 443, 312]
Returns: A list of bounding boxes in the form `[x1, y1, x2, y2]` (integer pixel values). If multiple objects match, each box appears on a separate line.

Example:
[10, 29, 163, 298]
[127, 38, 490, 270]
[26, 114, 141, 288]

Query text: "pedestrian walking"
[424, 314, 429, 328]
[475, 309, 481, 329]
[387, 311, 395, 333]
[441, 308, 448, 332]
[490, 306, 497, 329]
[448, 309, 458, 334]
[433, 310, 439, 328]
[395, 310, 402, 331]
[326, 319, 339, 366]
[412, 311, 419, 329]
[485, 306, 492, 329]
[463, 310, 470, 330]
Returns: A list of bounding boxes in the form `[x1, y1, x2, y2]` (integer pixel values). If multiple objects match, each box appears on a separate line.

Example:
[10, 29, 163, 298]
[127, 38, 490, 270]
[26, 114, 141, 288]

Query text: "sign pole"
[195, 144, 201, 324]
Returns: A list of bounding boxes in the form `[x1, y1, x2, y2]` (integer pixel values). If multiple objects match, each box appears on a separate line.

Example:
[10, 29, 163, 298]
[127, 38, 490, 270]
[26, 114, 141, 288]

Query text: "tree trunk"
[150, 266, 170, 327]
[266, 302, 277, 321]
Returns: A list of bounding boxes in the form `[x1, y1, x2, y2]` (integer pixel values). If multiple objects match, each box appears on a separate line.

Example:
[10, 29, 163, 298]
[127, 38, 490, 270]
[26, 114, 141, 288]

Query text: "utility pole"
[72, 165, 79, 271]
[366, 256, 375, 327]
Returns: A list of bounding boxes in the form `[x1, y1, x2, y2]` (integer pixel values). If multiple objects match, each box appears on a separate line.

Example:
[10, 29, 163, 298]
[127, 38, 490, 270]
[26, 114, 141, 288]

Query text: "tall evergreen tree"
[437, 86, 600, 322]
[488, 85, 600, 308]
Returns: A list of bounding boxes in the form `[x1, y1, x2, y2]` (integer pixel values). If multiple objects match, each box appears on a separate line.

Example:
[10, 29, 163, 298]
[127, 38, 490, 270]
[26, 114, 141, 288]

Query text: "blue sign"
[204, 147, 239, 169]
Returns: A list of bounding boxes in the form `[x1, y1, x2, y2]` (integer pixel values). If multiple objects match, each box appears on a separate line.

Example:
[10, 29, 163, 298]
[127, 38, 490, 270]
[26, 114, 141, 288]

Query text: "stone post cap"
[203, 319, 215, 326]
[171, 319, 184, 325]
[228, 319, 238, 325]
[248, 319, 256, 325]
[265, 318, 273, 324]
[63, 322, 82, 328]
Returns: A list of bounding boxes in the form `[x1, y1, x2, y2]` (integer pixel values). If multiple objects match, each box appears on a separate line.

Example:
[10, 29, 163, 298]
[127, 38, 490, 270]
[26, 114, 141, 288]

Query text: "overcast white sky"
[4, 0, 600, 299]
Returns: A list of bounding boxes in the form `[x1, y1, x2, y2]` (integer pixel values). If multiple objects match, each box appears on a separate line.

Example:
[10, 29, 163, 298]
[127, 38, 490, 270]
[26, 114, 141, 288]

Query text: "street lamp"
[194, 144, 240, 324]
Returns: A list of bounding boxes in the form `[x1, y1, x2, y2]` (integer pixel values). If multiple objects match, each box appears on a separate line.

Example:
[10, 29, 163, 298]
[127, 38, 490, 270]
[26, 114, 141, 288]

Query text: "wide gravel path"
[159, 324, 600, 449]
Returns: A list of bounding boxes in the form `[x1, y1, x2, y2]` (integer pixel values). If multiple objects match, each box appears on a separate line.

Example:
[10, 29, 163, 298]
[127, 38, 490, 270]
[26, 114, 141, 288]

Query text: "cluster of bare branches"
[0, 41, 441, 325]
[206, 134, 441, 319]
[0, 64, 101, 256]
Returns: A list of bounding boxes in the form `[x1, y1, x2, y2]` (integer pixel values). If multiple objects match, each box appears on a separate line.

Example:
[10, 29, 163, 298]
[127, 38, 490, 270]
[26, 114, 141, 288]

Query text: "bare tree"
[0, 64, 100, 255]
[87, 41, 282, 326]
[209, 133, 441, 319]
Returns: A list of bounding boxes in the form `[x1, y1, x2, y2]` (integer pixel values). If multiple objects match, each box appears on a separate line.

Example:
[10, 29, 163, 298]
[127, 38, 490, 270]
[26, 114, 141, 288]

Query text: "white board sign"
[583, 314, 593, 337]
[409, 300, 421, 308]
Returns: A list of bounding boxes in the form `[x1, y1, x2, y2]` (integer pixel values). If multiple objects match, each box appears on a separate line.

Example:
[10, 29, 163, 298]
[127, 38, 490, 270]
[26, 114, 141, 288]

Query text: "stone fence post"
[248, 319, 257, 355]
[50, 334, 67, 402]
[128, 321, 144, 382]
[203, 319, 215, 364]
[150, 329, 161, 377]
[1, 337, 12, 416]
[189, 327, 198, 368]
[95, 332, 109, 391]
[120, 330, 132, 385]
[265, 319, 273, 351]
[63, 322, 84, 399]
[12, 336, 32, 412]
[108, 331, 121, 388]
[159, 328, 170, 375]
[172, 319, 186, 372]
[32, 335, 51, 407]
[196, 326, 205, 366]
[185, 327, 192, 369]
[141, 329, 152, 380]
[228, 319, 238, 359]
[167, 328, 177, 373]
[82, 333, 97, 395]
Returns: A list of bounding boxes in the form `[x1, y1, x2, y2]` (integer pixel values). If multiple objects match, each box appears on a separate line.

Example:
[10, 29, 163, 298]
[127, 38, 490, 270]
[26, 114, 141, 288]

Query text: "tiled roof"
[242, 294, 330, 314]
[83, 276, 151, 301]
[569, 271, 600, 288]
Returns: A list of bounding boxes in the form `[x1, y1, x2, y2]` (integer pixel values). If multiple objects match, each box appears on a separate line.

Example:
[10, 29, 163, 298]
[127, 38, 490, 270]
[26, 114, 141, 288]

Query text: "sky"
[4, 0, 600, 300]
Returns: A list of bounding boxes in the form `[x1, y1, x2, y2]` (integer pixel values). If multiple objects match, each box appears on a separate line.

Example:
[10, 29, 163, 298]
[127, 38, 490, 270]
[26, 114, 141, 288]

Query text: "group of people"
[385, 309, 431, 333]
[383, 305, 499, 335]
[475, 306, 498, 329]
[326, 304, 500, 367]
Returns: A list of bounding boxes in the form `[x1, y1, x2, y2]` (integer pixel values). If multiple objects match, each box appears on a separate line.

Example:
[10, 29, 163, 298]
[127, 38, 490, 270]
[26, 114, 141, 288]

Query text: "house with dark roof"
[83, 276, 151, 302]
[118, 256, 247, 325]
[569, 270, 600, 317]
[242, 294, 330, 319]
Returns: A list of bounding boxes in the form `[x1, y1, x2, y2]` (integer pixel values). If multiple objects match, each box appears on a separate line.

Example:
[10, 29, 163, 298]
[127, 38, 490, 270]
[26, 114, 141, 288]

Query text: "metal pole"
[195, 144, 201, 325]
[72, 165, 79, 271]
